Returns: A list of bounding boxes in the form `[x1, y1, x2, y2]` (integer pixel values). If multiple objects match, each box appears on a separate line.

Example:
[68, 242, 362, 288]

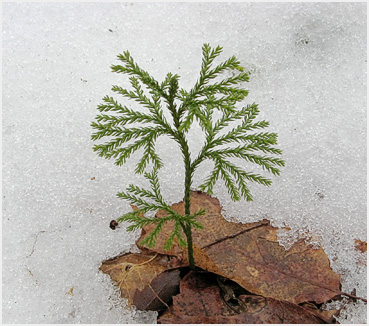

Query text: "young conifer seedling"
[91, 44, 285, 270]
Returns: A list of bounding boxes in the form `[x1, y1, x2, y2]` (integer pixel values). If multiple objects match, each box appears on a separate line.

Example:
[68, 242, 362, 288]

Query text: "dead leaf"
[139, 191, 341, 305]
[201, 222, 341, 304]
[137, 191, 268, 259]
[100, 252, 177, 307]
[158, 271, 327, 324]
[354, 239, 367, 253]
[300, 302, 339, 324]
[66, 287, 74, 296]
[354, 239, 367, 267]
[133, 269, 181, 311]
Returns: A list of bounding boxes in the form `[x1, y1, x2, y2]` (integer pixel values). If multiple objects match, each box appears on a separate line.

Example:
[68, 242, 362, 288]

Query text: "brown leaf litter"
[101, 191, 366, 323]
[158, 271, 334, 324]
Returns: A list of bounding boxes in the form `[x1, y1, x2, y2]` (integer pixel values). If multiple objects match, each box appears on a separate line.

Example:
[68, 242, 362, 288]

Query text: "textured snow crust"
[2, 2, 366, 324]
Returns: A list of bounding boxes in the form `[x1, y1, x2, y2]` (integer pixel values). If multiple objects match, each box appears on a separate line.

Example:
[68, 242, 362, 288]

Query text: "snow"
[2, 2, 366, 324]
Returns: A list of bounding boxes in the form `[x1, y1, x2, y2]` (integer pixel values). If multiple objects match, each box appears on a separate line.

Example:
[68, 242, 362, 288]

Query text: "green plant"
[91, 44, 285, 269]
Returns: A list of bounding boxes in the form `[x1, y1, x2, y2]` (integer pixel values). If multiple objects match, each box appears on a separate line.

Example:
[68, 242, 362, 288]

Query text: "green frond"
[199, 44, 223, 82]
[168, 77, 179, 102]
[160, 72, 179, 92]
[91, 125, 158, 143]
[219, 166, 240, 202]
[242, 153, 285, 175]
[209, 55, 240, 77]
[189, 219, 204, 230]
[219, 159, 260, 201]
[164, 221, 187, 250]
[93, 96, 156, 129]
[125, 184, 157, 201]
[185, 209, 205, 229]
[207, 144, 281, 159]
[218, 132, 279, 146]
[140, 218, 168, 248]
[116, 191, 161, 212]
[244, 143, 283, 155]
[96, 96, 126, 113]
[213, 105, 266, 146]
[113, 143, 143, 166]
[202, 85, 249, 100]
[93, 114, 130, 128]
[192, 105, 213, 135]
[202, 157, 250, 201]
[178, 44, 236, 118]
[177, 235, 187, 248]
[110, 56, 175, 138]
[117, 210, 164, 231]
[135, 133, 163, 174]
[212, 104, 253, 134]
[198, 164, 220, 195]
[203, 95, 215, 118]
[112, 51, 163, 96]
[112, 83, 157, 111]
[92, 127, 166, 171]
[144, 168, 164, 203]
[244, 120, 270, 131]
[183, 208, 206, 222]
[206, 147, 284, 174]
[178, 110, 195, 133]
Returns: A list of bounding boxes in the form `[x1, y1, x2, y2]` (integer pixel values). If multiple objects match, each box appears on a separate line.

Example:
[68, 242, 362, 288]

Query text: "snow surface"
[2, 2, 366, 324]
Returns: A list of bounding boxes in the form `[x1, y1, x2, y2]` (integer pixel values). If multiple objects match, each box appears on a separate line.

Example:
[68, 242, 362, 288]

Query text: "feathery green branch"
[91, 43, 285, 269]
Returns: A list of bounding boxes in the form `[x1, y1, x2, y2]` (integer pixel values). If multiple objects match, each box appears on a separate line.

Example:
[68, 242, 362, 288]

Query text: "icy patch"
[336, 300, 367, 324]
[276, 227, 322, 251]
[338, 300, 367, 325]
[323, 297, 367, 324]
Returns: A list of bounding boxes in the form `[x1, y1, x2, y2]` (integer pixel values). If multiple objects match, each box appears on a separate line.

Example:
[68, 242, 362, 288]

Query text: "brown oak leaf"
[100, 251, 182, 310]
[354, 239, 367, 253]
[133, 269, 181, 311]
[139, 191, 341, 304]
[158, 271, 327, 324]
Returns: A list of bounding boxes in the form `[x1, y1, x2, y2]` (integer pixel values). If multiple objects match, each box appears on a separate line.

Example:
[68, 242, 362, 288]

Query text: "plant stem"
[180, 136, 196, 270]
[184, 222, 195, 269]
[169, 82, 196, 270]
[174, 127, 196, 269]
[184, 155, 195, 269]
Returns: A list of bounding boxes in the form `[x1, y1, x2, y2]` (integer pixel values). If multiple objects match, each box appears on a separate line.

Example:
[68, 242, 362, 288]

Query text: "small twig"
[26, 268, 39, 285]
[118, 253, 159, 287]
[104, 253, 158, 273]
[201, 220, 269, 250]
[148, 283, 170, 309]
[26, 231, 46, 258]
[339, 292, 367, 303]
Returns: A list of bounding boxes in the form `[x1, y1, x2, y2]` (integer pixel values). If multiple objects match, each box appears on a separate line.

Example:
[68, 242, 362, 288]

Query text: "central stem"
[175, 128, 195, 269]
[168, 80, 196, 270]
[183, 153, 195, 269]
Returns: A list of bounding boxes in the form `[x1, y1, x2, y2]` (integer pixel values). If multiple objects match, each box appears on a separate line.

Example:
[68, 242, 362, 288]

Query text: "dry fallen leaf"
[354, 239, 367, 267]
[133, 269, 181, 311]
[137, 191, 268, 259]
[100, 251, 182, 309]
[354, 239, 367, 253]
[158, 271, 328, 324]
[66, 287, 74, 296]
[139, 191, 341, 305]
[300, 302, 339, 324]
